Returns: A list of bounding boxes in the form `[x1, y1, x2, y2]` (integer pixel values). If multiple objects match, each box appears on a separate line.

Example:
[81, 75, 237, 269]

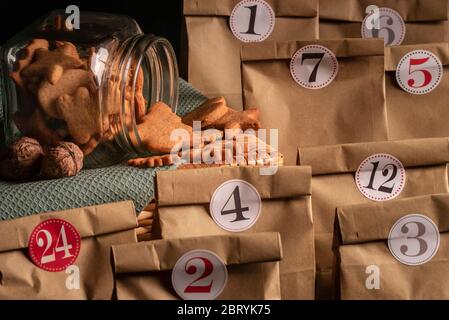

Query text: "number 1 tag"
[28, 218, 81, 272]
[355, 154, 406, 201]
[210, 180, 261, 232]
[229, 0, 275, 43]
[290, 45, 339, 90]
[172, 249, 228, 300]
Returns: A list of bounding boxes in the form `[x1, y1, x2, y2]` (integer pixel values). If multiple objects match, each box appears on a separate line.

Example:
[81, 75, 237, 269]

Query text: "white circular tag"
[172, 249, 228, 300]
[362, 7, 406, 46]
[229, 0, 275, 43]
[355, 154, 406, 202]
[396, 50, 443, 95]
[290, 45, 339, 90]
[388, 214, 440, 266]
[210, 179, 261, 232]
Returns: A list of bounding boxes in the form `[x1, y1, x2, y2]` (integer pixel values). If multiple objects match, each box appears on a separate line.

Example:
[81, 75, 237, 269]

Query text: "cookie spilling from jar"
[9, 38, 146, 156]
[127, 97, 283, 169]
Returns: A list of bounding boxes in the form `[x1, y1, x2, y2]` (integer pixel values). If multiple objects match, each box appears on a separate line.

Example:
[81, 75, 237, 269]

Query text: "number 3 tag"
[28, 219, 81, 272]
[290, 45, 339, 89]
[356, 154, 406, 202]
[389, 214, 440, 266]
[396, 50, 443, 95]
[210, 180, 261, 232]
[172, 250, 228, 300]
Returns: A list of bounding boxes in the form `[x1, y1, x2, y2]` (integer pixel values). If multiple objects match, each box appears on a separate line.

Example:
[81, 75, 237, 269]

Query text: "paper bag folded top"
[336, 193, 449, 300]
[155, 166, 314, 300]
[0, 201, 138, 300]
[113, 232, 283, 300]
[298, 137, 449, 299]
[182, 0, 319, 109]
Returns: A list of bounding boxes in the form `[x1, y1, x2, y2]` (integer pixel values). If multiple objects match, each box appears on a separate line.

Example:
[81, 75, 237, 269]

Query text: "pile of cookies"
[9, 38, 146, 156]
[128, 97, 283, 168]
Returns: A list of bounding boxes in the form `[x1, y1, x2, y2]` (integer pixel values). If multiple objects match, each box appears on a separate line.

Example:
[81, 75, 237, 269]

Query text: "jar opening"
[107, 34, 179, 156]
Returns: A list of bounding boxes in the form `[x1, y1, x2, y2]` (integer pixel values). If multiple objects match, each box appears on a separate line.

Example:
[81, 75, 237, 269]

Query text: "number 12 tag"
[28, 218, 81, 272]
[355, 153, 406, 202]
[290, 45, 339, 90]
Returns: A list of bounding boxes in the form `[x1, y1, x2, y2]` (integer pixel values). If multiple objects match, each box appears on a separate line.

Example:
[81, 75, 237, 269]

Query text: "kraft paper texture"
[298, 138, 449, 299]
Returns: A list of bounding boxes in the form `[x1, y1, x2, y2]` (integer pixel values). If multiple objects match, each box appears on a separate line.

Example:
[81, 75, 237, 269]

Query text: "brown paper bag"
[0, 201, 138, 300]
[320, 0, 449, 45]
[154, 166, 314, 300]
[113, 232, 283, 300]
[297, 137, 449, 299]
[182, 0, 319, 109]
[336, 193, 449, 300]
[386, 43, 449, 139]
[242, 39, 387, 165]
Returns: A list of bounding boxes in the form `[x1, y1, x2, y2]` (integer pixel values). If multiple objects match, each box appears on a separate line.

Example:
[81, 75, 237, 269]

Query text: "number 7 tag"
[290, 45, 339, 90]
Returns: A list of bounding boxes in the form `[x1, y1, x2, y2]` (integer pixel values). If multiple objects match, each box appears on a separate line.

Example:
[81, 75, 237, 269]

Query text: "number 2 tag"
[396, 50, 443, 95]
[172, 250, 228, 300]
[290, 45, 339, 89]
[28, 219, 81, 272]
[388, 214, 440, 266]
[210, 179, 261, 232]
[355, 154, 406, 202]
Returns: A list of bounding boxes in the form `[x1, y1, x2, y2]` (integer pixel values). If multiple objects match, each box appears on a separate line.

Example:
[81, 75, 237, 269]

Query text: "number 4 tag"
[210, 180, 262, 232]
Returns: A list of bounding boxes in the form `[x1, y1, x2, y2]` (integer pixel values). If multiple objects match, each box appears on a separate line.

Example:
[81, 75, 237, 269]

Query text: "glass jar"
[0, 10, 178, 167]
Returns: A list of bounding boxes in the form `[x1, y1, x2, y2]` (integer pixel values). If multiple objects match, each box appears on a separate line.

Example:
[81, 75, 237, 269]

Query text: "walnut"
[41, 142, 83, 179]
[0, 137, 44, 181]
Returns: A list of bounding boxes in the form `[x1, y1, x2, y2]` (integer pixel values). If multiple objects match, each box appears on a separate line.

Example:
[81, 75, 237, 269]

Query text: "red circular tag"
[28, 219, 81, 272]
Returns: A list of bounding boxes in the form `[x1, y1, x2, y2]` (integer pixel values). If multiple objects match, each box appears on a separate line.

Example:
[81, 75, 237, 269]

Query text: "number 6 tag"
[355, 154, 406, 202]
[290, 45, 339, 89]
[172, 250, 228, 300]
[28, 219, 81, 272]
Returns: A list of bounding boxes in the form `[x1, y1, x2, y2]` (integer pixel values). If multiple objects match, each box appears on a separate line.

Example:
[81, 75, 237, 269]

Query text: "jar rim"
[108, 34, 179, 156]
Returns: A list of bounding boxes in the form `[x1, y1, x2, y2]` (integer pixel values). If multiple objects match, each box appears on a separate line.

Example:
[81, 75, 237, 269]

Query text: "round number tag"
[172, 249, 228, 300]
[210, 179, 261, 232]
[355, 154, 406, 202]
[388, 214, 440, 266]
[396, 50, 443, 95]
[361, 7, 405, 46]
[229, 0, 275, 43]
[290, 45, 339, 90]
[28, 218, 81, 272]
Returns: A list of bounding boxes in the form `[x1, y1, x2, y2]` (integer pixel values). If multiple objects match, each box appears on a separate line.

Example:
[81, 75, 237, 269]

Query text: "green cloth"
[0, 79, 206, 219]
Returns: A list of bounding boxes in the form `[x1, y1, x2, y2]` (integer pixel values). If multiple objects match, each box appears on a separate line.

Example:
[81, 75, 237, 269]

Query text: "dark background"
[0, 0, 184, 54]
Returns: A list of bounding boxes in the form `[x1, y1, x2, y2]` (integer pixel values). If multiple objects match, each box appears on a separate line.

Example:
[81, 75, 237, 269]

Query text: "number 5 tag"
[210, 180, 261, 232]
[290, 45, 339, 89]
[355, 154, 406, 201]
[396, 50, 443, 95]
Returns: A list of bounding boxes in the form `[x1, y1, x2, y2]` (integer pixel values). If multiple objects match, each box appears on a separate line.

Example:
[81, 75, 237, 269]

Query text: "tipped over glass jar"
[0, 9, 178, 166]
